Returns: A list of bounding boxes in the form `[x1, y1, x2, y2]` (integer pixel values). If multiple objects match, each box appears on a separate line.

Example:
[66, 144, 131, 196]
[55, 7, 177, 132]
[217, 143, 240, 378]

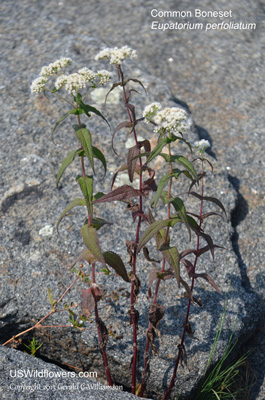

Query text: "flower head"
[55, 72, 88, 96]
[193, 139, 210, 154]
[78, 68, 96, 82]
[40, 58, 72, 76]
[95, 46, 137, 65]
[143, 102, 162, 123]
[153, 107, 189, 136]
[30, 76, 48, 94]
[96, 70, 112, 84]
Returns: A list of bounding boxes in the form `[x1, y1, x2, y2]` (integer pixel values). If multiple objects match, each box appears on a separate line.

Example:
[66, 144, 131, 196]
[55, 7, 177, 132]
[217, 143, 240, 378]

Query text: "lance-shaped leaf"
[188, 192, 227, 218]
[105, 81, 122, 103]
[145, 137, 172, 165]
[138, 217, 181, 253]
[96, 317, 109, 351]
[124, 78, 147, 94]
[126, 103, 136, 122]
[57, 198, 86, 231]
[180, 244, 224, 259]
[75, 128, 94, 172]
[148, 268, 158, 298]
[169, 197, 191, 240]
[103, 251, 130, 282]
[160, 245, 180, 287]
[92, 146, 107, 177]
[81, 288, 95, 316]
[80, 225, 106, 267]
[111, 164, 128, 189]
[74, 93, 110, 127]
[149, 303, 165, 329]
[127, 145, 140, 182]
[91, 217, 112, 231]
[93, 185, 144, 204]
[160, 154, 198, 180]
[151, 169, 183, 210]
[56, 149, 79, 187]
[112, 121, 133, 154]
[192, 227, 215, 260]
[187, 210, 225, 222]
[138, 139, 151, 154]
[52, 108, 84, 135]
[189, 272, 222, 294]
[71, 248, 97, 267]
[76, 175, 93, 215]
[156, 226, 170, 250]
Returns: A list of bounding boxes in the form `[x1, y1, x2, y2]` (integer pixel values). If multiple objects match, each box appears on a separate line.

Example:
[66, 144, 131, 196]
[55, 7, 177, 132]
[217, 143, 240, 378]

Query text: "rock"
[0, 345, 148, 400]
[0, 0, 264, 398]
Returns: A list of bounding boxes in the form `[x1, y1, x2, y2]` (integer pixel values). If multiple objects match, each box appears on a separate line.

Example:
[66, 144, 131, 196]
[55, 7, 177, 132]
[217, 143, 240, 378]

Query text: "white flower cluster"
[96, 69, 112, 84]
[31, 58, 112, 96]
[143, 102, 162, 123]
[193, 139, 210, 153]
[143, 103, 188, 135]
[95, 45, 137, 64]
[40, 58, 72, 76]
[55, 73, 88, 96]
[54, 69, 112, 96]
[30, 76, 48, 94]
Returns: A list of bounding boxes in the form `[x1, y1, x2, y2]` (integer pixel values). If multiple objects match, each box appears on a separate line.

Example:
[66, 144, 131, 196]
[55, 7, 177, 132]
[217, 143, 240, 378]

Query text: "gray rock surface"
[0, 0, 264, 399]
[0, 345, 148, 400]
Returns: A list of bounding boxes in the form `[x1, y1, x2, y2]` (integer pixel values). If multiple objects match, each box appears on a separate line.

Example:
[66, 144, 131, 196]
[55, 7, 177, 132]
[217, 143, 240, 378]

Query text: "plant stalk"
[116, 64, 144, 394]
[139, 143, 173, 396]
[163, 160, 205, 400]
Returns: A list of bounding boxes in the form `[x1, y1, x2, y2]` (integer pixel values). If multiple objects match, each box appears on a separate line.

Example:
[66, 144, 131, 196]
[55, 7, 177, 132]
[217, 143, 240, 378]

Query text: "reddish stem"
[139, 144, 173, 397]
[163, 161, 204, 400]
[116, 64, 144, 394]
[77, 110, 112, 386]
[92, 263, 113, 386]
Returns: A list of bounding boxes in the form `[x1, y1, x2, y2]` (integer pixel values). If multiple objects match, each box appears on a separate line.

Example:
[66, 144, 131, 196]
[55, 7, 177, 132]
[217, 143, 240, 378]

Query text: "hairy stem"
[163, 160, 205, 400]
[77, 113, 92, 226]
[116, 64, 143, 394]
[92, 263, 113, 386]
[139, 143, 173, 397]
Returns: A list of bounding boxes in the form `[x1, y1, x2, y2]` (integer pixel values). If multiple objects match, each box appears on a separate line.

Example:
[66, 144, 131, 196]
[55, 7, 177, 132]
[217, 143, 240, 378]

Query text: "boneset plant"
[4, 47, 227, 399]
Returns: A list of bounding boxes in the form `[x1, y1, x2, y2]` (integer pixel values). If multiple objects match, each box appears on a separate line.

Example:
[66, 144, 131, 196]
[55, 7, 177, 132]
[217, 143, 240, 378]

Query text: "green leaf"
[74, 93, 110, 127]
[145, 137, 172, 165]
[92, 146, 107, 177]
[57, 198, 86, 231]
[56, 149, 79, 187]
[52, 108, 84, 135]
[91, 217, 112, 231]
[189, 192, 227, 218]
[73, 248, 97, 265]
[76, 175, 93, 216]
[103, 251, 130, 282]
[169, 197, 191, 240]
[151, 169, 182, 210]
[73, 123, 86, 132]
[75, 128, 94, 173]
[161, 246, 180, 287]
[138, 217, 181, 253]
[80, 225, 106, 266]
[160, 154, 198, 180]
[77, 147, 107, 176]
[93, 192, 105, 201]
[47, 288, 54, 306]
[186, 215, 200, 230]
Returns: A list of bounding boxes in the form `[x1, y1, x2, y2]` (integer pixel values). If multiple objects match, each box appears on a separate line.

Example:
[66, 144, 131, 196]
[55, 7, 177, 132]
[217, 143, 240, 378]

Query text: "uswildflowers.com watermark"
[9, 383, 123, 393]
[9, 369, 97, 379]
[8, 369, 123, 392]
